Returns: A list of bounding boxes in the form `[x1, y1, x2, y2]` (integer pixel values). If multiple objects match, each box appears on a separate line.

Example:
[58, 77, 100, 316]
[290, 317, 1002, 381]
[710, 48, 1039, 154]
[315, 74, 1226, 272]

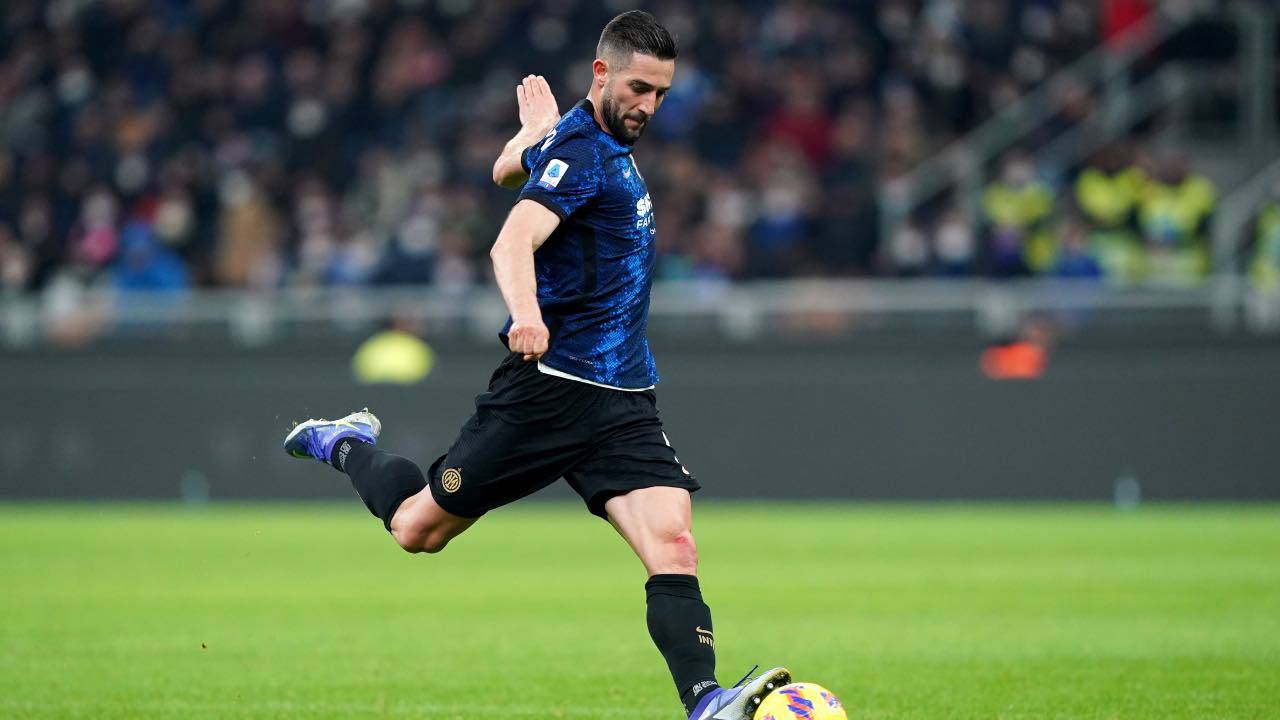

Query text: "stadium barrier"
[3, 282, 1276, 502]
[4, 277, 1274, 349]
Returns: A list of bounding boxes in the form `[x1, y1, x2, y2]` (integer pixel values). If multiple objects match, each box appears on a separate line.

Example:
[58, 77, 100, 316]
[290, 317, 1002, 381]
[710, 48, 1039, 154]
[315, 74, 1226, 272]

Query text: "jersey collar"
[575, 98, 632, 154]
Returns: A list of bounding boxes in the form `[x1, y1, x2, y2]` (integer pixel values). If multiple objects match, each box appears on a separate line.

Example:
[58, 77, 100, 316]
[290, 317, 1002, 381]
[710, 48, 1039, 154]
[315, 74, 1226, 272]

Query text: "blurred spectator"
[886, 220, 930, 277]
[1137, 153, 1215, 285]
[0, 0, 1129, 292]
[1052, 219, 1104, 279]
[112, 220, 190, 293]
[934, 205, 977, 276]
[745, 153, 817, 277]
[214, 172, 282, 289]
[1074, 145, 1148, 282]
[0, 222, 30, 293]
[764, 68, 833, 169]
[351, 315, 436, 386]
[1246, 180, 1280, 291]
[981, 151, 1054, 277]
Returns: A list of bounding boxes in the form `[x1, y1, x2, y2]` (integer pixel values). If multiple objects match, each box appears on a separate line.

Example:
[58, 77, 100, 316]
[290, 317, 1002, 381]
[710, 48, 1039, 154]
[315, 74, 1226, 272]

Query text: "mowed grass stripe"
[0, 503, 1277, 719]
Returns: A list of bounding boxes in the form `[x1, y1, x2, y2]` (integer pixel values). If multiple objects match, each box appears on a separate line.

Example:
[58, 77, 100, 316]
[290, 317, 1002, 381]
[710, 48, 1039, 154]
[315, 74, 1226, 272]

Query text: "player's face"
[600, 52, 674, 145]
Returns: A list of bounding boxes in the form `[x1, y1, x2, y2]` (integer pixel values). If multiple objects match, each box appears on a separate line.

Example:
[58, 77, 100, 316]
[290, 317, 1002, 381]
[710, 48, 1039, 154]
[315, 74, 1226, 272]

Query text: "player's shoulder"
[557, 100, 601, 135]
[523, 100, 621, 181]
[539, 103, 609, 154]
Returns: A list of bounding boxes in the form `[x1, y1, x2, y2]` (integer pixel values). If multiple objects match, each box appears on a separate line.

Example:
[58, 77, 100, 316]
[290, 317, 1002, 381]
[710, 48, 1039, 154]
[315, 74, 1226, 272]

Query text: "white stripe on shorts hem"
[536, 361, 654, 392]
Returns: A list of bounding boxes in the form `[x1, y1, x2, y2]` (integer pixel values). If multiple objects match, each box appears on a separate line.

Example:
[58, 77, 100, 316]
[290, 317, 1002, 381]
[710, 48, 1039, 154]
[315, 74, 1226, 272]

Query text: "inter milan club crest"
[441, 468, 463, 493]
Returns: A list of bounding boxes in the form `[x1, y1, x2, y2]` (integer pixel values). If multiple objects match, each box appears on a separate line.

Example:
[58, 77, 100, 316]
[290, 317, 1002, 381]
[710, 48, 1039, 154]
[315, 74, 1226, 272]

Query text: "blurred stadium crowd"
[0, 0, 1274, 297]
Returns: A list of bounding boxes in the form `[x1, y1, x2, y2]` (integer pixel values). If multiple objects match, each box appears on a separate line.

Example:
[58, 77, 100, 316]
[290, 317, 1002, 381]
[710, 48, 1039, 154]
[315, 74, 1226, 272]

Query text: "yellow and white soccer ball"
[754, 682, 847, 720]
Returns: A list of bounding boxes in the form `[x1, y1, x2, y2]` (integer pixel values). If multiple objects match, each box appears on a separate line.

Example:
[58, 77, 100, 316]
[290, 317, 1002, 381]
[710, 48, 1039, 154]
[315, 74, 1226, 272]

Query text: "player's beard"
[601, 89, 647, 145]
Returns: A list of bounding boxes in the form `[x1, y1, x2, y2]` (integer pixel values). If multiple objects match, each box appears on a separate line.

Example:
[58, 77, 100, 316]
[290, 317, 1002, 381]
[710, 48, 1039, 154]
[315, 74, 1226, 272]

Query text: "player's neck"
[584, 93, 614, 138]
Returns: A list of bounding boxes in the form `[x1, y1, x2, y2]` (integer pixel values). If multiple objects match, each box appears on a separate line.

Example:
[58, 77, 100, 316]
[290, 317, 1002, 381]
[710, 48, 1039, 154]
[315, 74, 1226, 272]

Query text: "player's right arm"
[490, 199, 561, 360]
[492, 75, 560, 189]
[495, 126, 601, 360]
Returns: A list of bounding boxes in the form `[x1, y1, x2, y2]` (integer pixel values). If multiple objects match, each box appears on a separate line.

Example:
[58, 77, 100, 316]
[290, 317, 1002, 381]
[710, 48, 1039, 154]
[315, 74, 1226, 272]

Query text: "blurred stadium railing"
[883, 1, 1277, 279]
[5, 277, 1279, 349]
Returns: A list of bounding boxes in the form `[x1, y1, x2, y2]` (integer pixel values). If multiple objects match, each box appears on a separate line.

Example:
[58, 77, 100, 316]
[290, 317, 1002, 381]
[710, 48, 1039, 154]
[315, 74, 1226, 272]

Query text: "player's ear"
[592, 58, 608, 88]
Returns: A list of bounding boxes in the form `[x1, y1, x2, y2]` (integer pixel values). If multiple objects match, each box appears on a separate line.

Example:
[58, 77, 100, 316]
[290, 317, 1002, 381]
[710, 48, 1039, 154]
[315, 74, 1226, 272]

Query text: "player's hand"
[517, 75, 559, 138]
[508, 319, 550, 361]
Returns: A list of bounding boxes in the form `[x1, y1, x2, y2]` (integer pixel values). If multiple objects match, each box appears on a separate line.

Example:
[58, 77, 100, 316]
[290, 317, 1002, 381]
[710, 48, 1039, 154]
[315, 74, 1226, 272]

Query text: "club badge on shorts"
[441, 468, 463, 493]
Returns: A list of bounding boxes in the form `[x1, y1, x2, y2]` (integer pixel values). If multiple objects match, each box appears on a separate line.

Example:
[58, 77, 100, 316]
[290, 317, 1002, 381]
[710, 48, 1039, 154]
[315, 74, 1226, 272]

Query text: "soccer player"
[283, 11, 789, 719]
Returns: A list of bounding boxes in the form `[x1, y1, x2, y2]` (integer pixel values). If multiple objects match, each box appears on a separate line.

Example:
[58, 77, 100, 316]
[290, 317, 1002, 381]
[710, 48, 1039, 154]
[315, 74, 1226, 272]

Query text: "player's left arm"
[493, 75, 560, 189]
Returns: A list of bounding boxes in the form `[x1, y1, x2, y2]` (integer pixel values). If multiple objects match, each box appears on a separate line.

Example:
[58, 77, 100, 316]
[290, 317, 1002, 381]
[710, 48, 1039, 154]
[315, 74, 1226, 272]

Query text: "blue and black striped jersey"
[501, 98, 658, 390]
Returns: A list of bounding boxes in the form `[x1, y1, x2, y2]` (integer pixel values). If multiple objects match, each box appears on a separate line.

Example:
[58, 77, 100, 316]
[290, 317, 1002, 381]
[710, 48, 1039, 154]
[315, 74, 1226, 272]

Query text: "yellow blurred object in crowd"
[982, 179, 1056, 272]
[1075, 165, 1148, 230]
[352, 329, 435, 385]
[1249, 200, 1280, 291]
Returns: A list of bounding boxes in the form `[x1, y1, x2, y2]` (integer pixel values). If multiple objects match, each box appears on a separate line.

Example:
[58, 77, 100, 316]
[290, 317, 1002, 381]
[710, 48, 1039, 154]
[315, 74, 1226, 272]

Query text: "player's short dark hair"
[597, 10, 678, 67]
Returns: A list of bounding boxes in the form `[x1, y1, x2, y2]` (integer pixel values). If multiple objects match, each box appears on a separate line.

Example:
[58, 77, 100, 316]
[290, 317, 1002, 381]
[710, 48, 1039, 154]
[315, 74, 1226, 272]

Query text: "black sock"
[331, 439, 427, 531]
[646, 574, 719, 714]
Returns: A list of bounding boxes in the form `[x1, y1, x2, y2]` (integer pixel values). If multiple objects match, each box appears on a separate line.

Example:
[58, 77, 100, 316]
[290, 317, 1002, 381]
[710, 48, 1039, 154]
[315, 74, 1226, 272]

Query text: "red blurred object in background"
[1103, 0, 1153, 49]
[981, 341, 1048, 380]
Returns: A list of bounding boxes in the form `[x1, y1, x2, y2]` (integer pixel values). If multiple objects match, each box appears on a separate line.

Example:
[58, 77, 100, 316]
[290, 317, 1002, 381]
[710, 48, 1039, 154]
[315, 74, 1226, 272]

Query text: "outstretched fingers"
[522, 74, 540, 98]
[517, 75, 546, 127]
[515, 74, 559, 131]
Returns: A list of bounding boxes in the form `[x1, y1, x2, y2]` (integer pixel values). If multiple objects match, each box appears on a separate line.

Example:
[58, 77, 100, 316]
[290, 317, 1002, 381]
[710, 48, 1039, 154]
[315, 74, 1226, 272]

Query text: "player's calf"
[283, 409, 471, 549]
[606, 488, 719, 713]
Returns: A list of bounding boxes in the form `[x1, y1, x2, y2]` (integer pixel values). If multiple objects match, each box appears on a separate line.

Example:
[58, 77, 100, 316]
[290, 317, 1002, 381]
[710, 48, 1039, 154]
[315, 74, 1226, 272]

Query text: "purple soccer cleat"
[283, 409, 381, 466]
[689, 666, 791, 720]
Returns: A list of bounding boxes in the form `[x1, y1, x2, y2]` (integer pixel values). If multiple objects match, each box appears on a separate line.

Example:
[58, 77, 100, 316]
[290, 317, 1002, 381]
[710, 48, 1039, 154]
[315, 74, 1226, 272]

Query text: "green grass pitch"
[1, 503, 1278, 719]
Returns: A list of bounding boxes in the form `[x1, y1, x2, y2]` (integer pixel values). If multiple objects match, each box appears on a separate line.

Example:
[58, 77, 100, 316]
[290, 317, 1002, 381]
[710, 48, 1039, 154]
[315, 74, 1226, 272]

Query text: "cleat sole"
[742, 668, 791, 718]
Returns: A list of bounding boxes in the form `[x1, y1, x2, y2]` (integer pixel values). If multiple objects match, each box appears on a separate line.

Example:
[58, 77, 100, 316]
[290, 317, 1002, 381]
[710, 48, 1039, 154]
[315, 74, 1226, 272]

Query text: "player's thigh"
[566, 391, 699, 519]
[604, 485, 693, 544]
[571, 396, 701, 574]
[604, 486, 698, 575]
[428, 357, 594, 519]
[424, 419, 581, 519]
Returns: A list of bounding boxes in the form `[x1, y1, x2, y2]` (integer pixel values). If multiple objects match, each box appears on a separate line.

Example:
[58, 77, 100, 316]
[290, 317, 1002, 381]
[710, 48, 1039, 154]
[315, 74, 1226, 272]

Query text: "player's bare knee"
[393, 525, 430, 553]
[671, 530, 698, 572]
[651, 528, 697, 574]
[390, 512, 440, 554]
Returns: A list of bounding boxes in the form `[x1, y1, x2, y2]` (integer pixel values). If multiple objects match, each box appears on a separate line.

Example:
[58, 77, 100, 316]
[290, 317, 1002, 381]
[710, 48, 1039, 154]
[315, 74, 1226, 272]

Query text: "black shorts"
[426, 353, 699, 520]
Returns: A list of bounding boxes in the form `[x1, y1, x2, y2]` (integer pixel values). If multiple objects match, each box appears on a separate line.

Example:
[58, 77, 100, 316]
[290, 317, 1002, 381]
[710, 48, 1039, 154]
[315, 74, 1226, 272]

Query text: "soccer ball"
[753, 682, 848, 720]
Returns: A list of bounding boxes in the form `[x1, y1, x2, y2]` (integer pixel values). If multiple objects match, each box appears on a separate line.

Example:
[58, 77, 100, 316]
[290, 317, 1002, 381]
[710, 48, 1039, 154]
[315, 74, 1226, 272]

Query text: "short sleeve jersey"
[503, 98, 658, 389]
